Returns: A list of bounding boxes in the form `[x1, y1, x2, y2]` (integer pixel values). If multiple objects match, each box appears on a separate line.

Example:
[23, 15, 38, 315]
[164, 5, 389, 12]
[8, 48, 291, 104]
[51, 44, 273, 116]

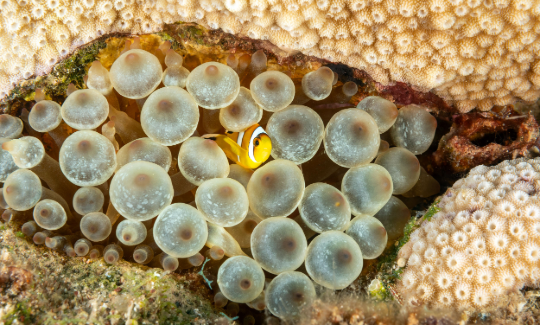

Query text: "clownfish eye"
[254, 139, 260, 146]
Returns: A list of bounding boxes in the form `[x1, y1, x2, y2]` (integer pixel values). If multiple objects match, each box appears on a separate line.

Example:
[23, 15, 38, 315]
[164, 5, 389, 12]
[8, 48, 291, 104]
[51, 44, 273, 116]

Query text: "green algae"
[175, 24, 207, 46]
[47, 40, 107, 97]
[3, 300, 34, 325]
[370, 199, 441, 302]
[0, 39, 106, 114]
[367, 279, 389, 301]
[422, 199, 441, 222]
[157, 31, 183, 50]
[0, 222, 221, 325]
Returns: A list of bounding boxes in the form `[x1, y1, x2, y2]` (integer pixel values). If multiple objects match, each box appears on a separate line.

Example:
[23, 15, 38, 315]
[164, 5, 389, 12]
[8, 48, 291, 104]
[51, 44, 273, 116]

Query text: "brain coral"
[2, 0, 540, 112]
[397, 157, 540, 310]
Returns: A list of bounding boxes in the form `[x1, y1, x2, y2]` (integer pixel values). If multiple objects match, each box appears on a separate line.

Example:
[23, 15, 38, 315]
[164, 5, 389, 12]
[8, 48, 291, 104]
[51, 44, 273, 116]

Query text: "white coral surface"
[398, 157, 540, 310]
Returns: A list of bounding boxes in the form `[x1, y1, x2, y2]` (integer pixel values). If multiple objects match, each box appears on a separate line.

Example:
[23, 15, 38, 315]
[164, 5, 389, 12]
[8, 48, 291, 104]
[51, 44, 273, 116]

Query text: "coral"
[2, 1, 540, 111]
[427, 110, 539, 175]
[397, 157, 540, 311]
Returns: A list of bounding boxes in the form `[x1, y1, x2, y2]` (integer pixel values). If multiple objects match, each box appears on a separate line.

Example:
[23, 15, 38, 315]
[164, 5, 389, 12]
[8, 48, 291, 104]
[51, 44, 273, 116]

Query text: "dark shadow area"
[326, 63, 363, 85]
[471, 129, 518, 147]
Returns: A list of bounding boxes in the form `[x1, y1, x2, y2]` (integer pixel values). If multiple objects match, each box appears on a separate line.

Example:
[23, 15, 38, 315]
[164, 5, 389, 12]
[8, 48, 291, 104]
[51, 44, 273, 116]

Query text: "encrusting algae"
[0, 34, 540, 325]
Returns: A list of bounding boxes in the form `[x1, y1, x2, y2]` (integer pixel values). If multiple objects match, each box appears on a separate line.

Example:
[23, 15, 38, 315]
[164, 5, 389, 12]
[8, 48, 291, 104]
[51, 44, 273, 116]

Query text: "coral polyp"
[397, 157, 540, 311]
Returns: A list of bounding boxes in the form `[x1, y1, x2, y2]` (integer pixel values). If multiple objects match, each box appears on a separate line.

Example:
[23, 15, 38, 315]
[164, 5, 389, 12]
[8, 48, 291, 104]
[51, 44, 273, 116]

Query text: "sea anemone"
[0, 39, 447, 322]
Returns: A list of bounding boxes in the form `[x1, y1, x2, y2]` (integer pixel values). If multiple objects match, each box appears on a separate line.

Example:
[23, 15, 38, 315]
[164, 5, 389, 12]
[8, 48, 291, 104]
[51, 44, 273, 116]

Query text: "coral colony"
[398, 158, 540, 310]
[8, 36, 534, 322]
[3, 0, 540, 113]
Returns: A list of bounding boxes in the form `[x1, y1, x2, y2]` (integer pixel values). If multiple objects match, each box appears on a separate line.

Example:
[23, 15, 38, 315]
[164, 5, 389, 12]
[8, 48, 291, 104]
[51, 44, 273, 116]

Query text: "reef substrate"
[0, 222, 222, 324]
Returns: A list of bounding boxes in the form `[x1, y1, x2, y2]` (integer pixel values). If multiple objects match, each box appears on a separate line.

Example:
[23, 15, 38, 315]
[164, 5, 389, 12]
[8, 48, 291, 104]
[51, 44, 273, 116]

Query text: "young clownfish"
[203, 124, 272, 169]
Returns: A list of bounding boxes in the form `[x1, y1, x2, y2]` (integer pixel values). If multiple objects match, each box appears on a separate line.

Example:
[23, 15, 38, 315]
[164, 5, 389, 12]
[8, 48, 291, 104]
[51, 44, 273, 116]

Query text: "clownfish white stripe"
[236, 130, 245, 147]
[236, 131, 245, 162]
[248, 126, 266, 163]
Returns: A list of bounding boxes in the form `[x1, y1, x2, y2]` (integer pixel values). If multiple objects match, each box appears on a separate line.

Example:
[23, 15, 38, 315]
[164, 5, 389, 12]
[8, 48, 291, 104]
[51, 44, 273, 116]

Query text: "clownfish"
[203, 124, 272, 169]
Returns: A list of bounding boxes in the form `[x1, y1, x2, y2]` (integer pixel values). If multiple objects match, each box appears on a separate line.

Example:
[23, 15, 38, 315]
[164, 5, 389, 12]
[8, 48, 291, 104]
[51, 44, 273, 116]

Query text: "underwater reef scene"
[0, 16, 540, 325]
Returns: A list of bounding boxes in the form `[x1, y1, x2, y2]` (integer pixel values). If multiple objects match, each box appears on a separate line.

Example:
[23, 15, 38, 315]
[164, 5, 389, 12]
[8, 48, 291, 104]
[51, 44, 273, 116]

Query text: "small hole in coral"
[471, 128, 518, 147]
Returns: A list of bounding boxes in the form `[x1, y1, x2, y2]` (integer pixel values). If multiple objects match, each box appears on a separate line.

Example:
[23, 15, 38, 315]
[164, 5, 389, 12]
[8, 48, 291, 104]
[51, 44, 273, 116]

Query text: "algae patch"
[369, 199, 441, 303]
[0, 222, 222, 324]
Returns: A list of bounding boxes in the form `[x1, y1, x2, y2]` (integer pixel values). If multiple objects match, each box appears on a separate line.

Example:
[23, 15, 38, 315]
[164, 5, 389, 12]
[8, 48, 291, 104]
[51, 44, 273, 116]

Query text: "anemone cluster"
[398, 157, 540, 311]
[0, 39, 440, 322]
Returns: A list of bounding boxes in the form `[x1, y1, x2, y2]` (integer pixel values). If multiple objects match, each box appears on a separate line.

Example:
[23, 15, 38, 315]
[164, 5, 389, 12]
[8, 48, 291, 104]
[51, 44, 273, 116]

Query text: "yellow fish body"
[203, 124, 272, 169]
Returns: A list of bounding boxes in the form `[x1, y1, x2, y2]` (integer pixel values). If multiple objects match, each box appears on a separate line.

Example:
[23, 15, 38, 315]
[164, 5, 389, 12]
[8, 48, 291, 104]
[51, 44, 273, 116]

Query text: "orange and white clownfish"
[202, 124, 272, 169]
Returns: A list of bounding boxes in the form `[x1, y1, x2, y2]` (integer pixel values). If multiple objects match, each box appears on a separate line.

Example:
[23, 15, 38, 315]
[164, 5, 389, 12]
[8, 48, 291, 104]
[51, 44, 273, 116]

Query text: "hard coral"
[397, 157, 540, 311]
[427, 111, 539, 174]
[3, 1, 540, 112]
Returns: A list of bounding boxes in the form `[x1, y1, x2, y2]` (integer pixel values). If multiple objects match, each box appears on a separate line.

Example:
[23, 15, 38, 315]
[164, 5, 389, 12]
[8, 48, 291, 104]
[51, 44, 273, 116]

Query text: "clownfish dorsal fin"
[202, 134, 221, 141]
